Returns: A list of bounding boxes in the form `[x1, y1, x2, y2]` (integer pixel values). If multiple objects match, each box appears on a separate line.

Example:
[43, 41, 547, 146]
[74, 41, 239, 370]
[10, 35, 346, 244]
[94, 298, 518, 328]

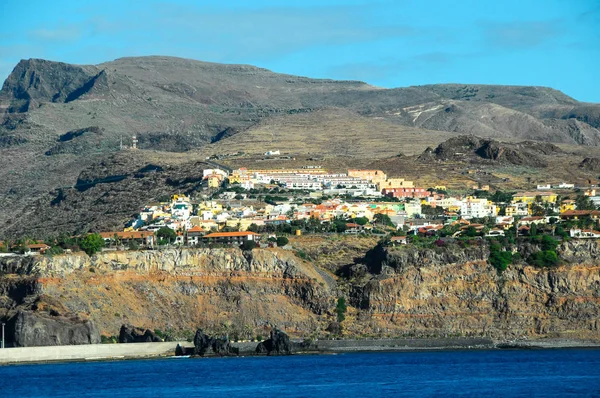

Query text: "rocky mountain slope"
[1, 56, 600, 238]
[1, 241, 599, 345]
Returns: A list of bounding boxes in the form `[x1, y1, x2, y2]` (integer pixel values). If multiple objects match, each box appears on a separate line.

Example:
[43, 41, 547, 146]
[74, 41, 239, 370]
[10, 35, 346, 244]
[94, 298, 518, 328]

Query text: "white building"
[283, 178, 322, 190]
[203, 168, 229, 179]
[405, 202, 422, 218]
[554, 182, 575, 189]
[570, 229, 600, 239]
[460, 198, 496, 219]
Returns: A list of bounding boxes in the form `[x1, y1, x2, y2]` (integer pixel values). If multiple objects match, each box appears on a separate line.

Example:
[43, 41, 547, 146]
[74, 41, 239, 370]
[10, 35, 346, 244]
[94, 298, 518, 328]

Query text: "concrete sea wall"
[0, 341, 194, 365]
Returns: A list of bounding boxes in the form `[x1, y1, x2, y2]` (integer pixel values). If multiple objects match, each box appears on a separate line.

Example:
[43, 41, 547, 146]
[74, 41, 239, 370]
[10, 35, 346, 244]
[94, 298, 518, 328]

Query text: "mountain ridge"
[1, 55, 600, 237]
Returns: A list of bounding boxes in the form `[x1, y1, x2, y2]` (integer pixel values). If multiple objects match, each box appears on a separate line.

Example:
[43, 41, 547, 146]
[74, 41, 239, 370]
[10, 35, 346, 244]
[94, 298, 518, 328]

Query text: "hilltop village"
[1, 165, 599, 255]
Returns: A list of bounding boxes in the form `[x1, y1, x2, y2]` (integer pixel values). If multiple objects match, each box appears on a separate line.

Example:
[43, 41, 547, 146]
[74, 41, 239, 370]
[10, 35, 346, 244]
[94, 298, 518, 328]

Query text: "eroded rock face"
[118, 324, 162, 343]
[350, 241, 600, 340]
[256, 328, 292, 355]
[579, 157, 600, 172]
[192, 328, 238, 356]
[7, 310, 100, 347]
[2, 242, 600, 343]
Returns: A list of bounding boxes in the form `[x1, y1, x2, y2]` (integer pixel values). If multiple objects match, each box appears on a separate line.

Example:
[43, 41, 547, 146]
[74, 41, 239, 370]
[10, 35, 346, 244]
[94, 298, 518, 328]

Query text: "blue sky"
[1, 0, 599, 102]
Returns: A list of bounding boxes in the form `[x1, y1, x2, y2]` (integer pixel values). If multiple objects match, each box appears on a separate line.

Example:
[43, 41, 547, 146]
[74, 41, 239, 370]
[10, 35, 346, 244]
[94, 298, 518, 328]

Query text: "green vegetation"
[373, 213, 394, 227]
[295, 249, 310, 260]
[474, 190, 515, 204]
[575, 194, 598, 211]
[79, 233, 104, 256]
[527, 235, 560, 268]
[241, 240, 258, 250]
[488, 241, 512, 273]
[354, 216, 369, 226]
[421, 205, 444, 217]
[156, 227, 177, 245]
[528, 250, 560, 268]
[333, 220, 347, 233]
[45, 246, 64, 256]
[336, 297, 347, 323]
[276, 236, 289, 247]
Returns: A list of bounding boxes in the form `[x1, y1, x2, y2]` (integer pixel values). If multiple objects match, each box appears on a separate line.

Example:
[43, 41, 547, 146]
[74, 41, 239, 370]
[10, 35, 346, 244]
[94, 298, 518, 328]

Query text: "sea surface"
[1, 349, 599, 397]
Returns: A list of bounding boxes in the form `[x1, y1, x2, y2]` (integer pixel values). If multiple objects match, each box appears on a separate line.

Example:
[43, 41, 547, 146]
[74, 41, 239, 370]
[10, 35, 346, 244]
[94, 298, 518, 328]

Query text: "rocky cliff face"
[1, 242, 599, 344]
[348, 241, 600, 340]
[0, 248, 335, 342]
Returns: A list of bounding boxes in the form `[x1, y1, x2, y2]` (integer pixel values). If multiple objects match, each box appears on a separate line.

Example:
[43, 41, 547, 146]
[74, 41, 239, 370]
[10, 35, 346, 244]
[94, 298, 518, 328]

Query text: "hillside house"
[518, 216, 546, 226]
[569, 229, 600, 239]
[344, 223, 372, 234]
[348, 169, 387, 186]
[26, 243, 51, 255]
[460, 197, 497, 219]
[560, 210, 600, 221]
[382, 187, 429, 199]
[99, 231, 156, 247]
[390, 236, 408, 245]
[486, 228, 505, 237]
[202, 231, 261, 246]
[513, 191, 557, 204]
[186, 226, 205, 246]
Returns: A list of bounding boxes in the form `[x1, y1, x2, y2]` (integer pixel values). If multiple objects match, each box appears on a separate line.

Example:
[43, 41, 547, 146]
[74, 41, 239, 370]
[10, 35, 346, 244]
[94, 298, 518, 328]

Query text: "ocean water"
[1, 349, 599, 397]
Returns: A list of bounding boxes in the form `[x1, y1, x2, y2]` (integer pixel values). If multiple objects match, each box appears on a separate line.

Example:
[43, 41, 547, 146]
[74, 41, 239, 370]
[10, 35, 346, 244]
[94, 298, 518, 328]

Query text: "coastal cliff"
[348, 240, 600, 340]
[0, 248, 335, 344]
[1, 240, 599, 346]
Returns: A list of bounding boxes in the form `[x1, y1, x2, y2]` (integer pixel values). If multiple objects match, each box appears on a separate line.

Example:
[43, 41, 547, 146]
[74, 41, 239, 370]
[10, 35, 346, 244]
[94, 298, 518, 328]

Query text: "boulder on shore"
[255, 327, 293, 355]
[118, 324, 163, 343]
[7, 310, 100, 347]
[192, 328, 239, 356]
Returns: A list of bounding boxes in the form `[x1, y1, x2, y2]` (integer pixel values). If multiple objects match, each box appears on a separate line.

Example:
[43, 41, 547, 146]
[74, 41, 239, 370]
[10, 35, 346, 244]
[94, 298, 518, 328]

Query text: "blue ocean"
[1, 349, 599, 397]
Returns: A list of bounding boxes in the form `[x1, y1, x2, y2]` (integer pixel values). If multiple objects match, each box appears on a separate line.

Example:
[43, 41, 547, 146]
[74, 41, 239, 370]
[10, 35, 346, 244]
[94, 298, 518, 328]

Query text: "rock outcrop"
[426, 135, 563, 167]
[6, 310, 100, 347]
[256, 328, 293, 355]
[348, 240, 600, 340]
[118, 324, 163, 343]
[579, 157, 600, 172]
[192, 329, 238, 356]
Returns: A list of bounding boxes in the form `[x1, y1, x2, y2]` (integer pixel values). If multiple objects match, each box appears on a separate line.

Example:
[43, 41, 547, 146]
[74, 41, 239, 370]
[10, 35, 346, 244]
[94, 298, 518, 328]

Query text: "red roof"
[99, 231, 154, 239]
[561, 210, 600, 216]
[187, 226, 205, 233]
[521, 216, 544, 221]
[203, 232, 260, 238]
[27, 243, 51, 249]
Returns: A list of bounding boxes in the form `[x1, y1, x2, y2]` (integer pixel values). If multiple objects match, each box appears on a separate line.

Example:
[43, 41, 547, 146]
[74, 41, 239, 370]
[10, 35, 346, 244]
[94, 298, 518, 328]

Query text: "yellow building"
[512, 191, 557, 204]
[348, 169, 387, 186]
[447, 205, 461, 213]
[197, 201, 223, 215]
[224, 218, 263, 231]
[206, 174, 224, 188]
[379, 178, 414, 190]
[228, 168, 251, 184]
[247, 167, 326, 175]
[172, 194, 190, 201]
[189, 219, 219, 231]
[560, 200, 576, 213]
